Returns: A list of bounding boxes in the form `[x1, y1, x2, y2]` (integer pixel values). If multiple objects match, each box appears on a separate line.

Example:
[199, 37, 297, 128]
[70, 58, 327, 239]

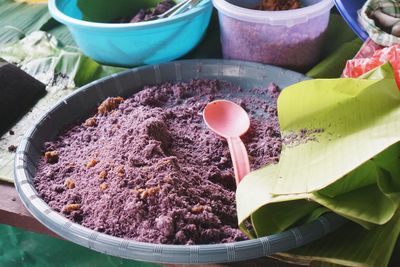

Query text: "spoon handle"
[227, 136, 250, 185]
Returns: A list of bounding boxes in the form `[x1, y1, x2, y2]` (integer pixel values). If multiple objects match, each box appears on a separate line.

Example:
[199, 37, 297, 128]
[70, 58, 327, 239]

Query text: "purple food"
[34, 79, 282, 245]
[257, 0, 301, 11]
[217, 1, 330, 72]
[118, 0, 176, 23]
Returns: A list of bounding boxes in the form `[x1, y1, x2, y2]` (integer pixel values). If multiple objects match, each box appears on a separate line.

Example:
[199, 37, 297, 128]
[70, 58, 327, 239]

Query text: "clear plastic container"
[213, 0, 334, 72]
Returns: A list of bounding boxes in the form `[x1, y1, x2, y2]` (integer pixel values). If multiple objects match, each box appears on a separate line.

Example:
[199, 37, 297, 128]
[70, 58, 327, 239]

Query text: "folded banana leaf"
[236, 63, 400, 267]
[274, 209, 400, 267]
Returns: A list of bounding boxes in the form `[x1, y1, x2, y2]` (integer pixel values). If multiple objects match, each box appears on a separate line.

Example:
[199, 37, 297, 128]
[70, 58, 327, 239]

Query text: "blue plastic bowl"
[334, 0, 368, 41]
[48, 0, 213, 67]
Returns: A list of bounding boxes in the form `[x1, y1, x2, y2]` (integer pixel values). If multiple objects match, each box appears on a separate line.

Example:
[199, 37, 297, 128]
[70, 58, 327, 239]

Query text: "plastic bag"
[343, 39, 400, 88]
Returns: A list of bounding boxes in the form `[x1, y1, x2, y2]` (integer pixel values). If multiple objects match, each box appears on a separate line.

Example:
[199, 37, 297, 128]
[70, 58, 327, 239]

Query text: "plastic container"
[213, 0, 334, 71]
[48, 0, 212, 67]
[14, 59, 347, 264]
[334, 0, 368, 41]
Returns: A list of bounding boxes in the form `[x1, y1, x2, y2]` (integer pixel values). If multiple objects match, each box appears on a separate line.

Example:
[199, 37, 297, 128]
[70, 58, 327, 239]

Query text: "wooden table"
[0, 181, 58, 237]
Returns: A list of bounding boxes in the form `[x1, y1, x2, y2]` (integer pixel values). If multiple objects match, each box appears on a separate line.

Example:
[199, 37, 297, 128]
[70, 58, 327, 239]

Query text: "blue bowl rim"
[48, 0, 212, 30]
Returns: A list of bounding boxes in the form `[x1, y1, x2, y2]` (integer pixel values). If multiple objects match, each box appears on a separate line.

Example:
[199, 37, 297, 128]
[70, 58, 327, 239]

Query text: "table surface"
[0, 181, 58, 237]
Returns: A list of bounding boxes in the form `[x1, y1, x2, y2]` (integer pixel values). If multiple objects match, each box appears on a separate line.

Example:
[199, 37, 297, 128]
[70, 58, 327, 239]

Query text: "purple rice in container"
[212, 0, 334, 71]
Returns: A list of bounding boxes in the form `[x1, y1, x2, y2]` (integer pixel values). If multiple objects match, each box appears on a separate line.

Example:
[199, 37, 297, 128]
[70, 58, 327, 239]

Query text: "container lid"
[212, 0, 334, 26]
[334, 0, 368, 41]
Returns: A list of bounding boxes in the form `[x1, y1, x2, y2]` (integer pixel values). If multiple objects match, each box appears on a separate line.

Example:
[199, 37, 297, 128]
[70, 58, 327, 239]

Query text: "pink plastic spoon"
[203, 100, 251, 185]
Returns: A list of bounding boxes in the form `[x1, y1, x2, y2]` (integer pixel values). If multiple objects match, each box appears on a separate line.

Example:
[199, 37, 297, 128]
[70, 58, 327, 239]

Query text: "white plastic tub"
[213, 0, 334, 71]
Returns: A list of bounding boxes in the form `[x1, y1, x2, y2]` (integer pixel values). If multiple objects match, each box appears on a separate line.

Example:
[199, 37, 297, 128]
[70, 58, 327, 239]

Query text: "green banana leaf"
[274, 210, 400, 267]
[0, 0, 74, 46]
[318, 13, 360, 59]
[306, 38, 363, 78]
[0, 0, 50, 44]
[0, 31, 125, 88]
[41, 17, 75, 46]
[236, 63, 400, 267]
[276, 63, 400, 195]
[306, 13, 362, 78]
[0, 31, 125, 183]
[239, 145, 399, 235]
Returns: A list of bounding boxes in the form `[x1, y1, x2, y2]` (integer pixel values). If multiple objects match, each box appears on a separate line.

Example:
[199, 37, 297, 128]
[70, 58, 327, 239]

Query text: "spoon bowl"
[203, 100, 251, 184]
[203, 100, 250, 138]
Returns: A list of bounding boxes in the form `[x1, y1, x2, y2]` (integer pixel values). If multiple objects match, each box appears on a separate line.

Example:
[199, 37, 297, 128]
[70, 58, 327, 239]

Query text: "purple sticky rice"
[34, 80, 282, 245]
[218, 11, 329, 72]
[118, 0, 176, 23]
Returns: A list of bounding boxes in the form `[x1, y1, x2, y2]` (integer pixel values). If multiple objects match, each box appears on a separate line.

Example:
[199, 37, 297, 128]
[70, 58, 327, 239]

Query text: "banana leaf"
[319, 13, 360, 58]
[275, 63, 400, 195]
[0, 31, 125, 183]
[306, 14, 362, 78]
[306, 38, 363, 79]
[41, 17, 75, 46]
[0, 0, 74, 46]
[236, 63, 400, 266]
[0, 31, 125, 88]
[274, 210, 400, 267]
[0, 0, 50, 44]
